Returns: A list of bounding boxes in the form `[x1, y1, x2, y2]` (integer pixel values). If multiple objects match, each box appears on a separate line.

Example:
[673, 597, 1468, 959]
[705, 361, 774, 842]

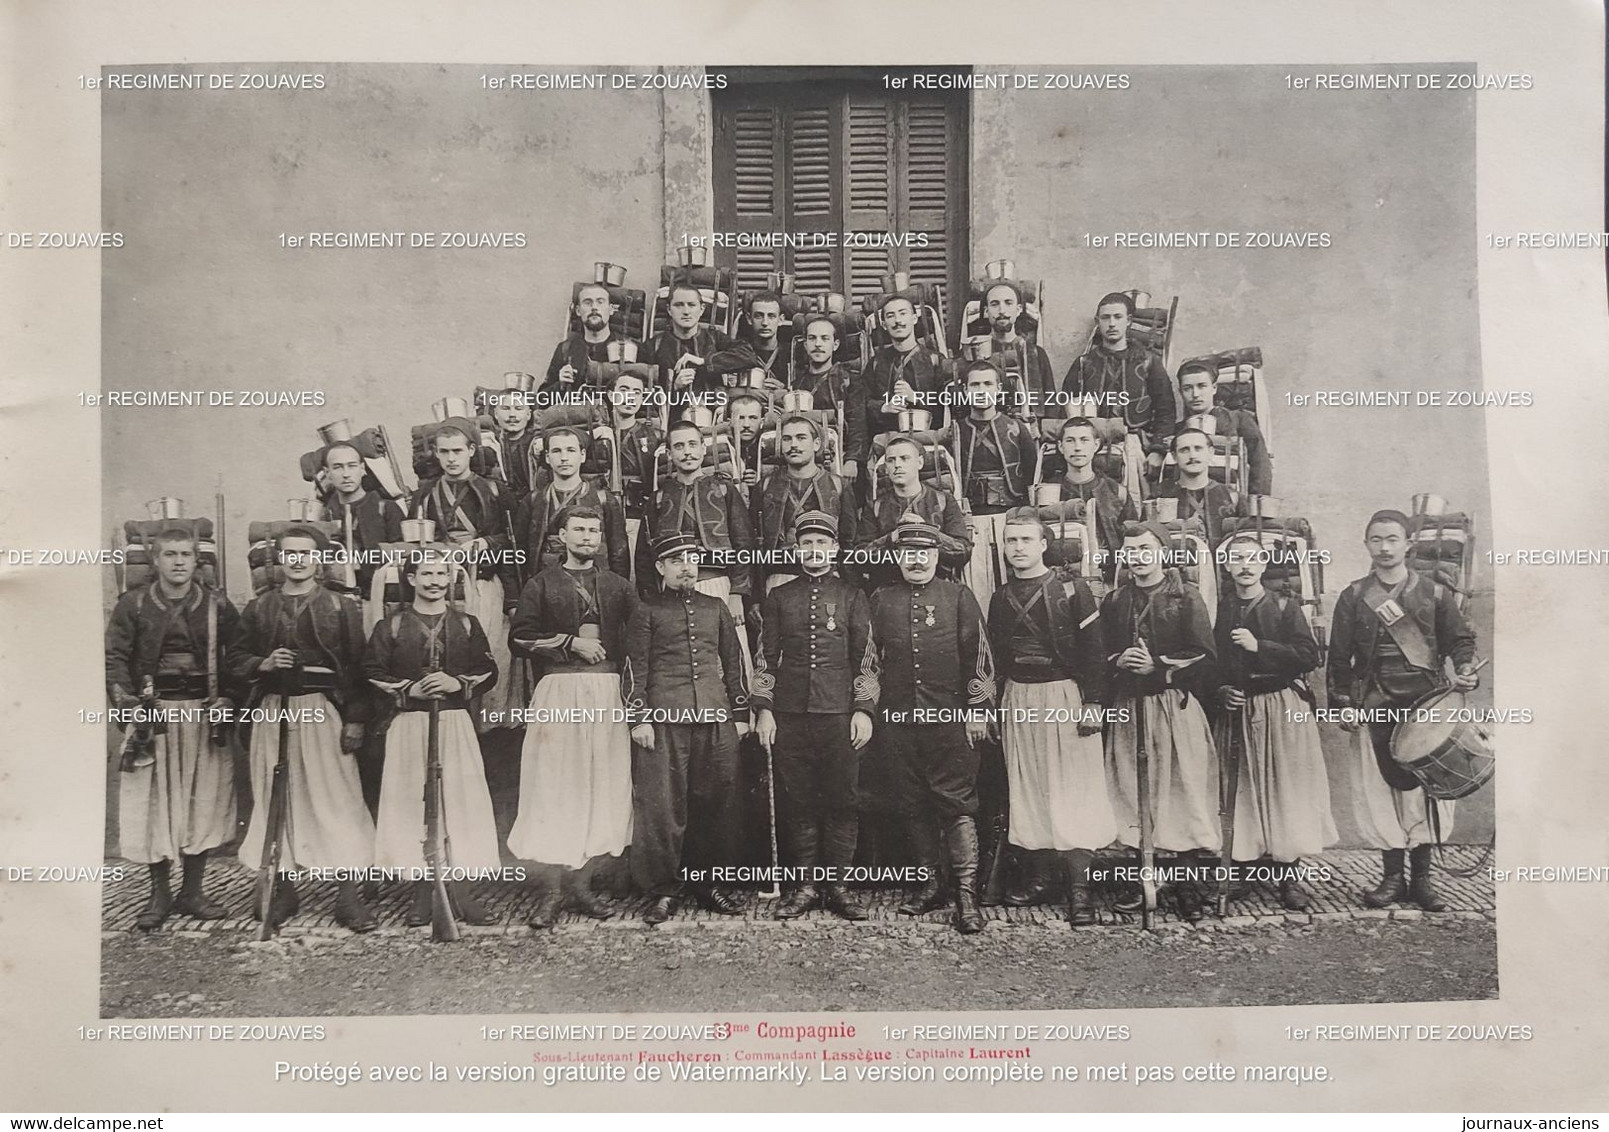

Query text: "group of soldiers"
[105, 275, 1481, 937]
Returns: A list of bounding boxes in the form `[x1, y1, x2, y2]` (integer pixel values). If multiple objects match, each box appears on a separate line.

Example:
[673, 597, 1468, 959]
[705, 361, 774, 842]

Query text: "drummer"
[1326, 508, 1479, 912]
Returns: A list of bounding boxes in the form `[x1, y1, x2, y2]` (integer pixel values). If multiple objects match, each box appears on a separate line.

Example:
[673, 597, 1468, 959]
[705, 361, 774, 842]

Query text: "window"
[712, 68, 970, 335]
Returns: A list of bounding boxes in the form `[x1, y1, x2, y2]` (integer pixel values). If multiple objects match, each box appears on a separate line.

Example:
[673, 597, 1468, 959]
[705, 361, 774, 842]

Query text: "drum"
[1390, 688, 1495, 801]
[897, 408, 933, 433]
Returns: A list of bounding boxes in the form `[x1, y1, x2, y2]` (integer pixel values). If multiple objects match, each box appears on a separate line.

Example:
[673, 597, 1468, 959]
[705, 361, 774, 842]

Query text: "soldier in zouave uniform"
[637, 418, 756, 673]
[645, 281, 737, 405]
[751, 413, 859, 595]
[508, 506, 640, 929]
[1054, 416, 1138, 580]
[1327, 509, 1479, 912]
[588, 367, 663, 575]
[622, 532, 751, 924]
[857, 434, 972, 591]
[871, 521, 996, 933]
[753, 511, 880, 921]
[1214, 534, 1335, 911]
[228, 525, 377, 932]
[365, 548, 500, 927]
[1102, 520, 1222, 923]
[1176, 361, 1273, 496]
[486, 373, 542, 500]
[1061, 291, 1177, 483]
[318, 440, 404, 617]
[846, 290, 950, 489]
[793, 313, 854, 410]
[408, 418, 522, 733]
[105, 527, 241, 930]
[980, 281, 1057, 418]
[741, 291, 787, 387]
[987, 509, 1115, 925]
[544, 282, 639, 394]
[514, 425, 631, 579]
[1157, 426, 1241, 548]
[724, 389, 770, 495]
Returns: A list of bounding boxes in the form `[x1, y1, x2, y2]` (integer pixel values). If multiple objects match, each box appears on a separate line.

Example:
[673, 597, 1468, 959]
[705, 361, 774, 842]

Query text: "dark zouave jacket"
[1158, 479, 1241, 548]
[987, 334, 1057, 418]
[364, 605, 496, 717]
[847, 343, 951, 463]
[585, 416, 662, 518]
[645, 326, 737, 396]
[987, 571, 1108, 702]
[105, 582, 241, 706]
[513, 474, 632, 579]
[227, 587, 372, 722]
[947, 412, 1038, 512]
[751, 465, 859, 582]
[1199, 405, 1273, 496]
[496, 426, 541, 500]
[858, 484, 972, 588]
[321, 490, 405, 595]
[638, 468, 755, 596]
[1325, 570, 1476, 709]
[1214, 589, 1319, 699]
[872, 576, 995, 713]
[1062, 340, 1177, 454]
[752, 570, 879, 716]
[408, 473, 518, 589]
[544, 331, 640, 391]
[1058, 471, 1137, 572]
[509, 562, 639, 681]
[743, 336, 786, 385]
[621, 586, 751, 724]
[793, 363, 853, 409]
[1101, 570, 1217, 701]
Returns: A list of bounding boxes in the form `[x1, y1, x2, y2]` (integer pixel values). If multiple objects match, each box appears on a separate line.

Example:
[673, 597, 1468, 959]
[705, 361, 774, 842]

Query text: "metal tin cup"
[1128, 289, 1152, 310]
[146, 497, 185, 520]
[984, 259, 1015, 281]
[781, 390, 814, 413]
[688, 405, 717, 430]
[318, 419, 355, 445]
[1184, 413, 1219, 436]
[1247, 495, 1285, 519]
[1149, 498, 1179, 523]
[897, 408, 933, 433]
[606, 339, 639, 363]
[431, 396, 471, 422]
[286, 499, 315, 521]
[594, 262, 627, 287]
[961, 336, 994, 361]
[400, 518, 437, 544]
[675, 245, 709, 268]
[1411, 493, 1448, 517]
[1032, 482, 1063, 506]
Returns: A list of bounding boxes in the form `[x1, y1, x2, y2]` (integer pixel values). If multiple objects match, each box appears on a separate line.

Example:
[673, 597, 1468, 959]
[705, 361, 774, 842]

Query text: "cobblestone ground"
[102, 847, 1496, 1016]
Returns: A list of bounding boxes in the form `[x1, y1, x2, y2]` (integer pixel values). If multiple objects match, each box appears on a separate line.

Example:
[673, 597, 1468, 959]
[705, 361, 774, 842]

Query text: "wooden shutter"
[713, 75, 968, 335]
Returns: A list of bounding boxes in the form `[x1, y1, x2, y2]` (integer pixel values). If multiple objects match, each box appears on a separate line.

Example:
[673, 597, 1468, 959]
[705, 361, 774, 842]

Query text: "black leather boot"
[820, 816, 865, 920]
[1363, 848, 1408, 908]
[451, 880, 498, 926]
[1408, 845, 1448, 911]
[1002, 849, 1059, 906]
[1277, 860, 1314, 912]
[774, 885, 819, 919]
[333, 880, 377, 933]
[566, 860, 615, 920]
[260, 874, 300, 929]
[135, 861, 174, 931]
[775, 814, 820, 920]
[407, 880, 435, 927]
[898, 818, 947, 916]
[944, 816, 984, 934]
[1062, 848, 1097, 926]
[173, 852, 226, 919]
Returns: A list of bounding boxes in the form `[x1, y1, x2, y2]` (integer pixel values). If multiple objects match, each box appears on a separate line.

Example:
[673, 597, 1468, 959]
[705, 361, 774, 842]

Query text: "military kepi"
[792, 509, 838, 540]
[651, 530, 703, 561]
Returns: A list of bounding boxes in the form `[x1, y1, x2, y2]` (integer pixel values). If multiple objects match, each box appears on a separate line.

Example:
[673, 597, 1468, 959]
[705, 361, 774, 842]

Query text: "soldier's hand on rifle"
[570, 637, 608, 664]
[558, 363, 577, 384]
[259, 648, 298, 672]
[1220, 686, 1248, 711]
[756, 709, 777, 753]
[850, 711, 873, 750]
[892, 378, 917, 403]
[1145, 451, 1164, 472]
[673, 355, 702, 389]
[741, 467, 759, 486]
[1076, 716, 1103, 737]
[340, 722, 366, 754]
[734, 719, 750, 738]
[1117, 644, 1155, 674]
[1451, 664, 1480, 691]
[412, 672, 461, 699]
[1229, 628, 1259, 653]
[630, 723, 655, 748]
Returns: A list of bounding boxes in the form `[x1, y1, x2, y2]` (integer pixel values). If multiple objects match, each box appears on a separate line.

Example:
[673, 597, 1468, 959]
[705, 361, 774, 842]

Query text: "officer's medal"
[924, 604, 936, 627]
[825, 602, 837, 632]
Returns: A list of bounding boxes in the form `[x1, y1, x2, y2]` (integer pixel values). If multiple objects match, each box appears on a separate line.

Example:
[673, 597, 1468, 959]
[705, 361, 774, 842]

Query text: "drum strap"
[1361, 579, 1435, 670]
[1428, 798, 1497, 878]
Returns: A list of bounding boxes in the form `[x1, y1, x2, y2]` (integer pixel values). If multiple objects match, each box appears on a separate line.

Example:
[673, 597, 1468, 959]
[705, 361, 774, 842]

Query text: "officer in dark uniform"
[870, 520, 996, 933]
[753, 510, 880, 921]
[622, 531, 752, 924]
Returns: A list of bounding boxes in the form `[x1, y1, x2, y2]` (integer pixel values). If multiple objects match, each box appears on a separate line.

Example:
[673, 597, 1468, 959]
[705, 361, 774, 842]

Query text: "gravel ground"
[102, 916, 1496, 1017]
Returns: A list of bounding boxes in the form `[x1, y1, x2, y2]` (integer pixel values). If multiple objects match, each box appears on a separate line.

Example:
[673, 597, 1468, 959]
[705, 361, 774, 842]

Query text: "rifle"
[421, 627, 460, 942]
[761, 739, 781, 901]
[255, 705, 293, 940]
[1134, 635, 1156, 931]
[1216, 699, 1247, 918]
[118, 675, 164, 772]
[981, 804, 1011, 907]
